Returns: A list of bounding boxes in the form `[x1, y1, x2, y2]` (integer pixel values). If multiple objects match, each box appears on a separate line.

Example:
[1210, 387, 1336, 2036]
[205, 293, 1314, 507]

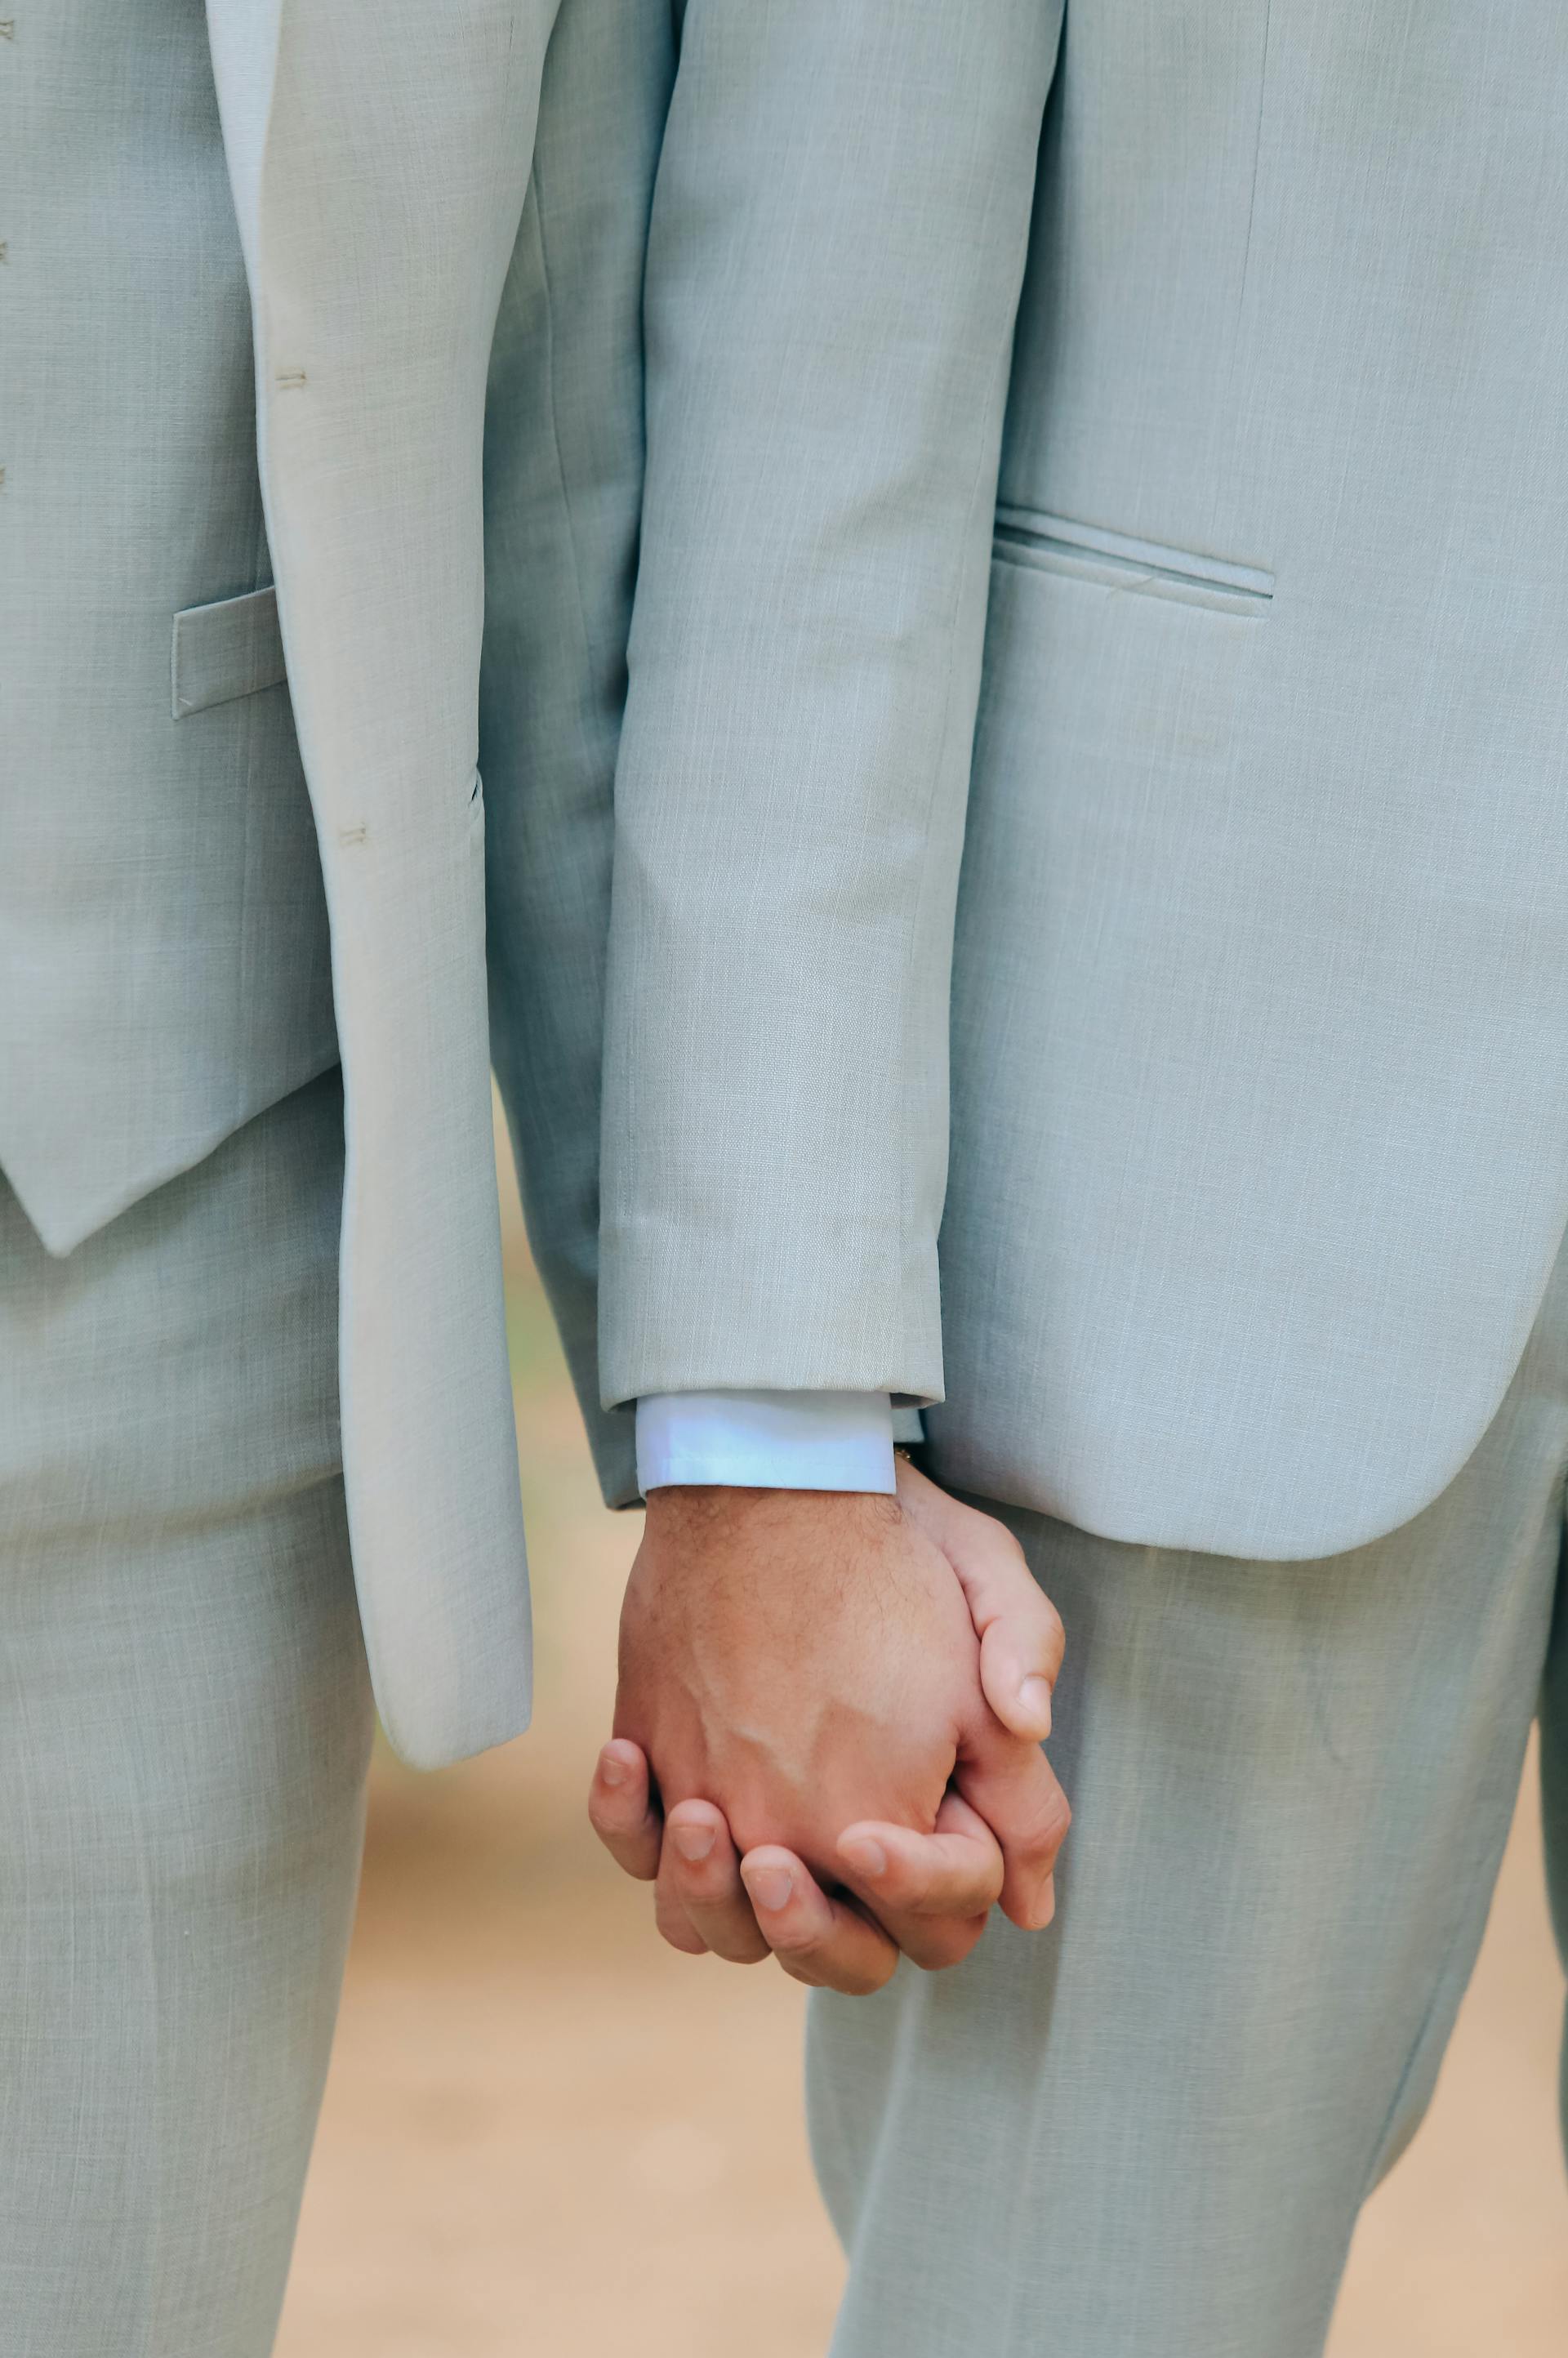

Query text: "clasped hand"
[590, 1461, 1071, 1995]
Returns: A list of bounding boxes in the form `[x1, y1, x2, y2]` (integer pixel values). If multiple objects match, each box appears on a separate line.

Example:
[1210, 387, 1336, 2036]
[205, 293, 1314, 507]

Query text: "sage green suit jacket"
[596, 0, 1568, 1562]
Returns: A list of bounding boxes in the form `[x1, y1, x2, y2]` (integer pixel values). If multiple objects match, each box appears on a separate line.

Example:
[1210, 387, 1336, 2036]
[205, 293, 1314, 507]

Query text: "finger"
[960, 1536, 1063, 1741]
[838, 1790, 1004, 1919]
[836, 1790, 1002, 1970]
[588, 1739, 662, 1881]
[739, 1847, 900, 1995]
[653, 1843, 710, 1955]
[955, 1737, 1071, 1932]
[662, 1800, 771, 1964]
[899, 1464, 1064, 1740]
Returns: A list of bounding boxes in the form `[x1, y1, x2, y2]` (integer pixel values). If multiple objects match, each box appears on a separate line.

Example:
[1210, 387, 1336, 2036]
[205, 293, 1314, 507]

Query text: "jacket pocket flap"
[993, 508, 1273, 611]
[172, 586, 287, 719]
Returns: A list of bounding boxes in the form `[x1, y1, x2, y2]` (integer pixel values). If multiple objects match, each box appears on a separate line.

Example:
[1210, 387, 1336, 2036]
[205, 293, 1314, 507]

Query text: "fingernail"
[840, 1836, 887, 1880]
[744, 1866, 794, 1913]
[671, 1821, 715, 1863]
[1018, 1675, 1053, 1735]
[598, 1750, 626, 1789]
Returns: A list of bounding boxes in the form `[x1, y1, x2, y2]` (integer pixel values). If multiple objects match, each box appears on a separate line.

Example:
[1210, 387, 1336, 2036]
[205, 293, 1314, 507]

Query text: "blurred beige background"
[275, 1114, 1568, 2357]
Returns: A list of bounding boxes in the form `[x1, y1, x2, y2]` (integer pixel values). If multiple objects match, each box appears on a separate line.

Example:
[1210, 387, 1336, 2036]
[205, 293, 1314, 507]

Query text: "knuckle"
[686, 1891, 760, 1950]
[861, 1861, 915, 1913]
[992, 1530, 1036, 1589]
[925, 1866, 998, 1921]
[657, 1914, 706, 1957]
[776, 1950, 829, 1990]
[913, 1931, 980, 1974]
[1036, 1790, 1072, 1857]
[903, 1913, 976, 1968]
[797, 1950, 889, 1997]
[591, 1793, 648, 1848]
[715, 1930, 771, 1966]
[772, 1924, 886, 1999]
[615, 1830, 662, 1881]
[1005, 1791, 1071, 1867]
[768, 1918, 826, 1966]
[595, 1819, 632, 1859]
[593, 1824, 640, 1874]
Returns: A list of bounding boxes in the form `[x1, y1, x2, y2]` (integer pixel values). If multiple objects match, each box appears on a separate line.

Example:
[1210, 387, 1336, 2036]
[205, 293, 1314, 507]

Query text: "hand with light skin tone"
[590, 1458, 1071, 1995]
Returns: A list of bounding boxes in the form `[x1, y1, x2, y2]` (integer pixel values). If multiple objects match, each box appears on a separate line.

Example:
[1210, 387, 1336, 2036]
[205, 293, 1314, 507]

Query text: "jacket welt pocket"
[992, 508, 1273, 617]
[172, 586, 287, 718]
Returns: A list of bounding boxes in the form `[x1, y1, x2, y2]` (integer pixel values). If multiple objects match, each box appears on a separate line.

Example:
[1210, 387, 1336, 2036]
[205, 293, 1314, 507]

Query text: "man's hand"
[590, 1461, 1071, 1993]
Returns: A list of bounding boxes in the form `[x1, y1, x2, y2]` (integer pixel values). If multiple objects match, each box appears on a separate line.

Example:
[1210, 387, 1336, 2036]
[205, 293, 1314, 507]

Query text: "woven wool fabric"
[0, 1072, 374, 2357]
[0, 0, 675, 1760]
[599, 0, 1568, 1562]
[811, 1224, 1568, 2358]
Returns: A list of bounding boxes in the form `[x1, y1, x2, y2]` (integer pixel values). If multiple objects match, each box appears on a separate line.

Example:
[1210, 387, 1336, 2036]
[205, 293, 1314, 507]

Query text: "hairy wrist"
[643, 1484, 902, 1543]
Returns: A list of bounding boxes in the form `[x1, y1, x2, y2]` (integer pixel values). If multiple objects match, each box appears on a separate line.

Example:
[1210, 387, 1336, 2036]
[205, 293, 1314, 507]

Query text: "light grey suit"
[3, 0, 666, 1773]
[1, 0, 666, 2345]
[600, 0, 1568, 1561]
[581, 2, 1568, 2348]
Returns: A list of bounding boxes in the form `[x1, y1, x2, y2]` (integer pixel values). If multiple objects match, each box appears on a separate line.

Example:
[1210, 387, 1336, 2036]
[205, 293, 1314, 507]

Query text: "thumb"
[979, 1602, 1061, 1742]
[898, 1462, 1064, 1739]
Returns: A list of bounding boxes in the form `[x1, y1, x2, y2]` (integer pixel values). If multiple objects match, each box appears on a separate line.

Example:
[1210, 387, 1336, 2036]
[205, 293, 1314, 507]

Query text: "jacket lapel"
[198, 0, 536, 1769]
[203, 0, 283, 287]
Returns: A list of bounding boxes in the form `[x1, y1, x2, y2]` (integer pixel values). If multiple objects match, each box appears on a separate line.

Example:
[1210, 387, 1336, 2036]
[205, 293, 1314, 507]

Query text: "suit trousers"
[0, 1068, 372, 2357]
[809, 1235, 1568, 2358]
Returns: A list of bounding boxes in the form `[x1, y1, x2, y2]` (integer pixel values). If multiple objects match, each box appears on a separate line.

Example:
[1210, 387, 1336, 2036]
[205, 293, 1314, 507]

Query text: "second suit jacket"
[595, 0, 1568, 1563]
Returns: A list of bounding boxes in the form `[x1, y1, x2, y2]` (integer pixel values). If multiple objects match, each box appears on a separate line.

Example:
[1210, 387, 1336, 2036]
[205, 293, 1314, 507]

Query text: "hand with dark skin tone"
[590, 1459, 1071, 1994]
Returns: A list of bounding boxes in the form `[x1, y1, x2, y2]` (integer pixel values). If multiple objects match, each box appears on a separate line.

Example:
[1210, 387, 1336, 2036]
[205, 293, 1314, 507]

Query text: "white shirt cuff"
[635, 1390, 898, 1495]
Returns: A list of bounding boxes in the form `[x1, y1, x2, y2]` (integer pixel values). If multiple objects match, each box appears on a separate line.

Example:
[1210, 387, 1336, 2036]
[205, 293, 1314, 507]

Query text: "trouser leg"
[0, 1071, 373, 2358]
[809, 1251, 1568, 2358]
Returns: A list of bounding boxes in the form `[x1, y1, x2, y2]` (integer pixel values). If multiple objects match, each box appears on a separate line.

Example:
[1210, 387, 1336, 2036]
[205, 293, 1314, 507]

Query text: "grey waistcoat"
[0, 0, 336, 1255]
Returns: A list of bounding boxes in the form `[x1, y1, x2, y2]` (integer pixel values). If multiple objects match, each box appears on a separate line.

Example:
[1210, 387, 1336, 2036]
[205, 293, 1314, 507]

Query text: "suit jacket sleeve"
[598, 0, 1063, 1408]
[483, 0, 675, 1510]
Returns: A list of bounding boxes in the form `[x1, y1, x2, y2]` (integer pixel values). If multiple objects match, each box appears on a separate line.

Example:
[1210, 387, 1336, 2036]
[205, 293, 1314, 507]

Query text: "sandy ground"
[274, 1134, 1568, 2356]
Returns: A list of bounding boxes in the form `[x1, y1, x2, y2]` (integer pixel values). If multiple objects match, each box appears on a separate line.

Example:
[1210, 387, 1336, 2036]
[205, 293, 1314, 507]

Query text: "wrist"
[640, 1486, 903, 1573]
[644, 1482, 900, 1522]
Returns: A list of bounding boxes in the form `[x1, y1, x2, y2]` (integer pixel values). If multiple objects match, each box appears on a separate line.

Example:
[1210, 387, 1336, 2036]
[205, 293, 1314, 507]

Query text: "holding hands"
[590, 1461, 1071, 1994]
